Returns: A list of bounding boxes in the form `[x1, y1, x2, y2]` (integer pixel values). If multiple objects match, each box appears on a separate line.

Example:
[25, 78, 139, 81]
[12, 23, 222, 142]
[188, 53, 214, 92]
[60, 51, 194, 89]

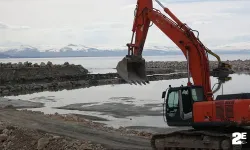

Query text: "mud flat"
[0, 98, 44, 109]
[56, 102, 162, 118]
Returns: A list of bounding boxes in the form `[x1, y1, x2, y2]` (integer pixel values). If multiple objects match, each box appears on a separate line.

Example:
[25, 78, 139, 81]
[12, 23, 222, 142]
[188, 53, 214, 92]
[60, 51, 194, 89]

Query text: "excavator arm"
[116, 0, 232, 101]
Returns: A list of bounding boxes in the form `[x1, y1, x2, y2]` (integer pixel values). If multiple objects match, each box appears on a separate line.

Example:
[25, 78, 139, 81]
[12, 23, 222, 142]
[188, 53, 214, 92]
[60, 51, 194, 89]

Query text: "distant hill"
[0, 44, 249, 58]
[0, 53, 11, 58]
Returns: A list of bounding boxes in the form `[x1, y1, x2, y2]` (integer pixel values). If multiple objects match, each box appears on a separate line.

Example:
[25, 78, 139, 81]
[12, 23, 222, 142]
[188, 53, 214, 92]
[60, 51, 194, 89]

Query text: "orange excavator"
[116, 0, 250, 149]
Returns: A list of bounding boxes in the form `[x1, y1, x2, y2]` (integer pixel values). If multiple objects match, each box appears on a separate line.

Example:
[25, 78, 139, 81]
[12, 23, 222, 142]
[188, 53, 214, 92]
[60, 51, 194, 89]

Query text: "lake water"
[2, 54, 250, 128]
[0, 54, 249, 74]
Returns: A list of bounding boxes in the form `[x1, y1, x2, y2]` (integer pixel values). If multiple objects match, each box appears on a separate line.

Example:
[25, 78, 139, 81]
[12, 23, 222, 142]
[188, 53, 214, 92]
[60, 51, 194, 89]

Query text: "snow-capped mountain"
[59, 44, 95, 52]
[0, 44, 94, 52]
[0, 44, 181, 58]
[0, 44, 249, 58]
[0, 44, 178, 52]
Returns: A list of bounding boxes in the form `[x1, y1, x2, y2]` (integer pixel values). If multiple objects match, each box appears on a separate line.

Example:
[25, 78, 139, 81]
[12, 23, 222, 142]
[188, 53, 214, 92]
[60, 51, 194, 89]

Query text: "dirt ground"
[0, 108, 154, 150]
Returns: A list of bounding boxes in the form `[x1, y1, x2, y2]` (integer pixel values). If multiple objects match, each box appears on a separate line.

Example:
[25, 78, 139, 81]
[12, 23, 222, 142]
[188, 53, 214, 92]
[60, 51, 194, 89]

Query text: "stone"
[6, 62, 11, 68]
[40, 62, 46, 66]
[33, 85, 41, 90]
[2, 129, 9, 135]
[0, 134, 8, 142]
[17, 62, 23, 67]
[52, 135, 61, 140]
[47, 61, 53, 66]
[78, 143, 92, 150]
[6, 125, 16, 130]
[33, 63, 39, 67]
[31, 140, 36, 145]
[2, 90, 9, 95]
[7, 141, 12, 148]
[37, 137, 50, 150]
[24, 61, 29, 67]
[11, 63, 18, 68]
[64, 62, 69, 66]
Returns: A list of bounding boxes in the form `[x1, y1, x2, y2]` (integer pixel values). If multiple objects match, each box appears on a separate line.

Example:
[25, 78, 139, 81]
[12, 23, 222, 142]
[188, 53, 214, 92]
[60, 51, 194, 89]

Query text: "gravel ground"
[0, 120, 106, 150]
[0, 108, 153, 150]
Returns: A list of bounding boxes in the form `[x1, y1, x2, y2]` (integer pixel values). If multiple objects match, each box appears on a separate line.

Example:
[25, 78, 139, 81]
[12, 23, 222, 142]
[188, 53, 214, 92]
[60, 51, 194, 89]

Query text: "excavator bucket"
[211, 62, 234, 78]
[116, 56, 149, 85]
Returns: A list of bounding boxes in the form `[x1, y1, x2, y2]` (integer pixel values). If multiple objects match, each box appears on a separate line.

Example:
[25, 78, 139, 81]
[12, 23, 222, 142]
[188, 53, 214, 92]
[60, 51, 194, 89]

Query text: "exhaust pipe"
[116, 55, 149, 85]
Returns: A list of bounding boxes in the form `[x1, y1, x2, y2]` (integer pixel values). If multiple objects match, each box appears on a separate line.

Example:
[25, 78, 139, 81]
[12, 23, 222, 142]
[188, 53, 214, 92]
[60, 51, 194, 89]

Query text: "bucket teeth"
[211, 65, 234, 78]
[116, 56, 149, 85]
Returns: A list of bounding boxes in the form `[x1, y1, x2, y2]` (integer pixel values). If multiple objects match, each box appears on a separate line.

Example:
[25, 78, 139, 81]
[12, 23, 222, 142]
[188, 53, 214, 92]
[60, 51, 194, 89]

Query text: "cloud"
[82, 22, 128, 32]
[191, 21, 212, 25]
[0, 22, 8, 29]
[0, 22, 30, 30]
[214, 41, 250, 50]
[0, 0, 249, 50]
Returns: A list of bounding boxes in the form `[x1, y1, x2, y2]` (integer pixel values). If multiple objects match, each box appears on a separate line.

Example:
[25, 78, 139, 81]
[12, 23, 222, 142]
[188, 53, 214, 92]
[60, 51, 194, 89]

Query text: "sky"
[0, 0, 249, 50]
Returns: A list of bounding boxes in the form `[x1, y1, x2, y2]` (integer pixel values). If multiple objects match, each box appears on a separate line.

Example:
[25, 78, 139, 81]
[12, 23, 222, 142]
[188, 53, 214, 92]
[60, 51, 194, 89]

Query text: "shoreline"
[1, 59, 250, 96]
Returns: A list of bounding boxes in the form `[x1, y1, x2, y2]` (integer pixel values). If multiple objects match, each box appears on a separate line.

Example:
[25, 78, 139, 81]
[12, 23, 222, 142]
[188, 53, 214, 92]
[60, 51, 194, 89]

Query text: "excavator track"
[151, 129, 248, 150]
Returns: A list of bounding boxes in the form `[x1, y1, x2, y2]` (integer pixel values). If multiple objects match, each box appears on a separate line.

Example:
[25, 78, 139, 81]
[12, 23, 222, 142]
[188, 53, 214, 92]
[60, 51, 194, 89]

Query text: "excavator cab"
[162, 85, 205, 126]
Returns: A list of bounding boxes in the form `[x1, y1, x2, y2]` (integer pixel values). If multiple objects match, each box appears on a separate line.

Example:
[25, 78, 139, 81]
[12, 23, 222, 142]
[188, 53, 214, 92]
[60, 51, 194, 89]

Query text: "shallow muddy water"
[5, 73, 250, 128]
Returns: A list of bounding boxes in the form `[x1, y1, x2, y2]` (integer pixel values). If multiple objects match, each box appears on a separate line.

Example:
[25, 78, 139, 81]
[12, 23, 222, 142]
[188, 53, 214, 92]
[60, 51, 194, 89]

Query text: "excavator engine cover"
[116, 56, 149, 85]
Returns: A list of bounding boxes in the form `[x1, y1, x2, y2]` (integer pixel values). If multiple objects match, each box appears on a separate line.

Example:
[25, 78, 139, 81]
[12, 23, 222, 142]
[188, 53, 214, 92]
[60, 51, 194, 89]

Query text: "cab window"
[167, 91, 179, 108]
[191, 87, 204, 102]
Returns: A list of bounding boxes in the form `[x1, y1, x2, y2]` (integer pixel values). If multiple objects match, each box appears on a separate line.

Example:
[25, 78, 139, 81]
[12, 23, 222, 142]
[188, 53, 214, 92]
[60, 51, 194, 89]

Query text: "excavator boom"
[116, 0, 153, 85]
[116, 0, 228, 101]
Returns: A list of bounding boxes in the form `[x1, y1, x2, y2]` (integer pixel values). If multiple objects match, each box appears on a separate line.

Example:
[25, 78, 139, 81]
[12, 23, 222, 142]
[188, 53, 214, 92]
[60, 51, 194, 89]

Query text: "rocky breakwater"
[146, 59, 250, 72]
[0, 61, 89, 84]
[0, 61, 188, 96]
[0, 61, 110, 96]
